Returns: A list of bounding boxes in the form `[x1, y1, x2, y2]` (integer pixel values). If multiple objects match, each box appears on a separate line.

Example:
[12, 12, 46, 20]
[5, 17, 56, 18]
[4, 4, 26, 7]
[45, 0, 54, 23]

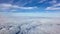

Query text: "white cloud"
[49, 0, 57, 5]
[0, 3, 37, 9]
[45, 3, 60, 10]
[0, 3, 38, 12]
[38, 0, 46, 3]
[0, 4, 11, 10]
[18, 7, 37, 9]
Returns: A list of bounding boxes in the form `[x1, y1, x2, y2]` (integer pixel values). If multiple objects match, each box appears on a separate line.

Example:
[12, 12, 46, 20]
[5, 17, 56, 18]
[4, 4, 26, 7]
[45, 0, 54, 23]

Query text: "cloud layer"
[0, 14, 60, 34]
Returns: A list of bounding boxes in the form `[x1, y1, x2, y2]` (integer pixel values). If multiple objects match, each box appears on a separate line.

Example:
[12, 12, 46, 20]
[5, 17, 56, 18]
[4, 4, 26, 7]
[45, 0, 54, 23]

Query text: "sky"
[0, 0, 60, 17]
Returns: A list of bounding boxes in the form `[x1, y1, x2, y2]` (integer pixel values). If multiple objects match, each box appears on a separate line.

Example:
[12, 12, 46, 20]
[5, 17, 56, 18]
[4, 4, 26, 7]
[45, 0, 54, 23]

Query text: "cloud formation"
[0, 14, 60, 34]
[45, 3, 60, 10]
[0, 3, 38, 12]
[49, 0, 57, 5]
[38, 0, 46, 3]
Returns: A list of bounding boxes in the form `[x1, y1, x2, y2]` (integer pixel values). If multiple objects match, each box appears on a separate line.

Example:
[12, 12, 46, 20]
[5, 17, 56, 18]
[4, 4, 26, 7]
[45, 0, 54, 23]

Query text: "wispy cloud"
[0, 3, 37, 9]
[45, 3, 60, 10]
[0, 3, 38, 12]
[18, 7, 37, 9]
[38, 0, 46, 3]
[49, 0, 57, 5]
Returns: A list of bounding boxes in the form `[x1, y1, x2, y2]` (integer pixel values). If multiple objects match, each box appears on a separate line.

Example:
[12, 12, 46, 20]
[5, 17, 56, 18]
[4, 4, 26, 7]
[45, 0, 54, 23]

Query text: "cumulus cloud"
[0, 12, 60, 34]
[45, 3, 60, 10]
[0, 15, 60, 34]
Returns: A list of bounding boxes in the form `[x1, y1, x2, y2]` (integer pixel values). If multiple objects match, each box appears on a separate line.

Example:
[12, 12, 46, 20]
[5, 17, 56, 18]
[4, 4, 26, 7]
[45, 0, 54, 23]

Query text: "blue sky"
[0, 0, 60, 17]
[0, 0, 60, 12]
